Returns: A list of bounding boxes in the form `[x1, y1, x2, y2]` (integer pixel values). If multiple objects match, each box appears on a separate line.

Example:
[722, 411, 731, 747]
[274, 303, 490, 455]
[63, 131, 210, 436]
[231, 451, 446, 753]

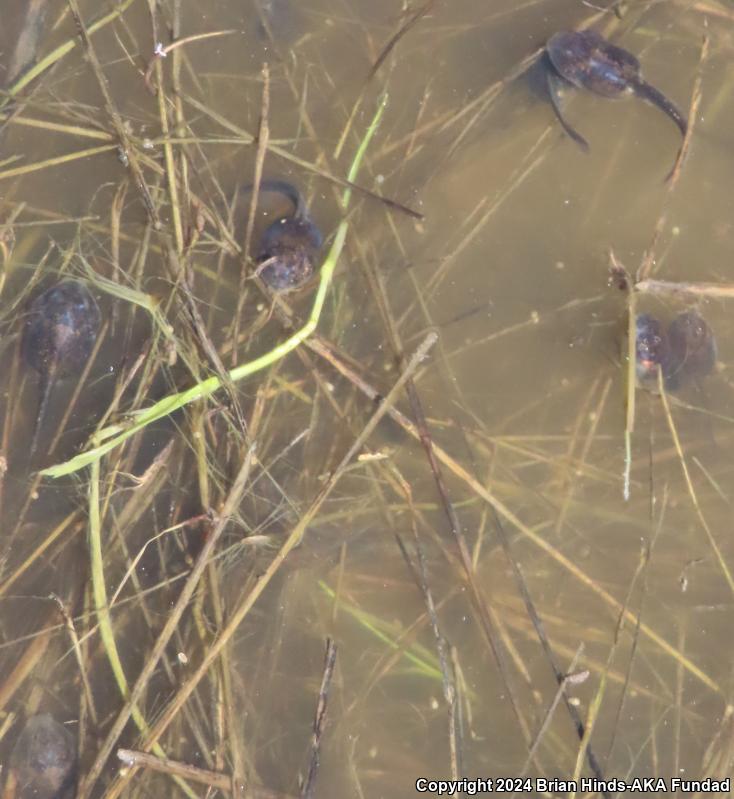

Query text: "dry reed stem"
[0, 144, 119, 181]
[0, 513, 81, 598]
[233, 63, 270, 367]
[690, 0, 734, 21]
[569, 496, 663, 797]
[51, 592, 98, 725]
[66, 0, 160, 228]
[394, 472, 461, 779]
[657, 370, 734, 595]
[553, 377, 609, 534]
[116, 749, 295, 798]
[521, 645, 585, 776]
[698, 704, 734, 784]
[367, 0, 436, 81]
[636, 33, 708, 283]
[102, 331, 438, 799]
[181, 94, 422, 220]
[3, 2, 728, 791]
[424, 128, 552, 300]
[77, 447, 257, 798]
[636, 278, 734, 299]
[305, 336, 719, 693]
[301, 638, 338, 799]
[0, 604, 57, 713]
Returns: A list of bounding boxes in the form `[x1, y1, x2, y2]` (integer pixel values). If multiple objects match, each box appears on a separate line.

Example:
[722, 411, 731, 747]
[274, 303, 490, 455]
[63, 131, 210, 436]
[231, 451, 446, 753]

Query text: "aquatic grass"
[232, 62, 270, 367]
[2, 1, 732, 793]
[619, 32, 708, 499]
[97, 327, 438, 799]
[86, 458, 199, 799]
[0, 603, 58, 714]
[41, 92, 388, 478]
[0, 114, 115, 141]
[317, 580, 444, 682]
[80, 447, 256, 797]
[657, 368, 734, 596]
[177, 93, 421, 219]
[2, 0, 139, 103]
[23, 62, 393, 799]
[0, 144, 120, 183]
[79, 257, 176, 340]
[305, 336, 722, 694]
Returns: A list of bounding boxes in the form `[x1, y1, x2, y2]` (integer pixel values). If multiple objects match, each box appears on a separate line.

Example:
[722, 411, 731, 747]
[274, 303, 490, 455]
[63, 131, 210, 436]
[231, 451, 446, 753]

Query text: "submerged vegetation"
[0, 1, 733, 798]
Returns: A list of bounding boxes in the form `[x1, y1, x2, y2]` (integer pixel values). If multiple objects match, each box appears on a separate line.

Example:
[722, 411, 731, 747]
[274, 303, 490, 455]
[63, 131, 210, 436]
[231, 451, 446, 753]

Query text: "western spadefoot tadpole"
[545, 29, 687, 152]
[22, 280, 100, 458]
[244, 179, 323, 292]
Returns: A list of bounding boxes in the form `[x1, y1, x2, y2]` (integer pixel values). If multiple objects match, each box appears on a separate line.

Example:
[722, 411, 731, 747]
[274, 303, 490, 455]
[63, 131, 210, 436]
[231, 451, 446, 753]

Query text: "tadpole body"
[634, 313, 671, 390]
[22, 280, 100, 458]
[244, 179, 323, 292]
[666, 309, 717, 390]
[633, 310, 717, 392]
[8, 714, 77, 799]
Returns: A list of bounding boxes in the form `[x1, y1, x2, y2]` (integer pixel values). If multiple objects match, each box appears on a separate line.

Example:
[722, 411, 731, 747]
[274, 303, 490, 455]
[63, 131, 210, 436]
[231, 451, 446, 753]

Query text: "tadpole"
[243, 179, 323, 292]
[666, 309, 717, 390]
[21, 280, 100, 459]
[8, 714, 77, 799]
[545, 29, 687, 152]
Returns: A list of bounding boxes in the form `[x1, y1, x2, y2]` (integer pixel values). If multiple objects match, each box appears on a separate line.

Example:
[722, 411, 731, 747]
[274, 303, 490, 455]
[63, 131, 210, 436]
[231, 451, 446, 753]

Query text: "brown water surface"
[1, 1, 733, 797]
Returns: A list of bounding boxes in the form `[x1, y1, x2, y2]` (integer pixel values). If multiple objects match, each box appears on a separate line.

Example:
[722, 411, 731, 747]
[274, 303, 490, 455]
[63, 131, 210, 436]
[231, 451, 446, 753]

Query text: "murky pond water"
[1, 0, 733, 797]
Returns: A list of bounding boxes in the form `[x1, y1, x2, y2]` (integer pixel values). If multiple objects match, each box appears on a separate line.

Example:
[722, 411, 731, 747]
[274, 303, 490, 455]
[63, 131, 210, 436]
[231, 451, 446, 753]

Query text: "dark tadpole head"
[546, 29, 640, 99]
[256, 215, 323, 292]
[22, 280, 100, 377]
[546, 29, 686, 145]
[21, 280, 100, 458]
[667, 309, 717, 387]
[9, 714, 77, 799]
[634, 313, 670, 389]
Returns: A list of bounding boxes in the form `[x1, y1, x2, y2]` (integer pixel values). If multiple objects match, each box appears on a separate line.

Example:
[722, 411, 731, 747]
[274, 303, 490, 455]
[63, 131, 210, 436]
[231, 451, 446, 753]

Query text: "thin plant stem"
[87, 460, 198, 799]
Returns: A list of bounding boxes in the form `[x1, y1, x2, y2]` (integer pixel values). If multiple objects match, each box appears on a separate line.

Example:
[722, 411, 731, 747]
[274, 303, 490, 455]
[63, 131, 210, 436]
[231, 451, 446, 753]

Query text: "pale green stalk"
[319, 581, 443, 681]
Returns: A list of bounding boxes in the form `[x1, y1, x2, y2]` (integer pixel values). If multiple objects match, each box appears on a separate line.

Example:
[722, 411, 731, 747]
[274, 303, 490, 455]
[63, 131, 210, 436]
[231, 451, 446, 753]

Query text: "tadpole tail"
[6, 0, 51, 86]
[635, 80, 687, 138]
[546, 70, 590, 153]
[29, 367, 56, 464]
[240, 179, 307, 220]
